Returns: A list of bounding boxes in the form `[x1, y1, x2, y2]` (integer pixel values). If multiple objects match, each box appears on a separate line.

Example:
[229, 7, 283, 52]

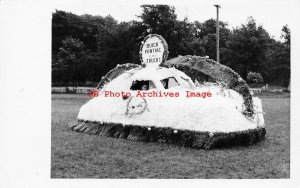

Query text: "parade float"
[70, 34, 266, 149]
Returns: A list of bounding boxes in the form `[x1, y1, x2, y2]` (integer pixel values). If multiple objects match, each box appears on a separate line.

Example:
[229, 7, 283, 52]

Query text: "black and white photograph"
[1, 0, 300, 187]
[51, 1, 290, 178]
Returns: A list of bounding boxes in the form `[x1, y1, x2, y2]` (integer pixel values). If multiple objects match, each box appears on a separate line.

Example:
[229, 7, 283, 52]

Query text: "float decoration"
[70, 34, 266, 149]
[139, 34, 169, 67]
[161, 55, 254, 116]
[96, 63, 142, 91]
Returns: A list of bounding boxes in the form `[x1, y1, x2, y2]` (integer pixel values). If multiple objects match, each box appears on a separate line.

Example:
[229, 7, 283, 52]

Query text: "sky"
[52, 0, 295, 41]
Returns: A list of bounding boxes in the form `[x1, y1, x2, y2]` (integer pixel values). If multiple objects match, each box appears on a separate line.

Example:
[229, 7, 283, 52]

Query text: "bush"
[247, 72, 264, 88]
[282, 79, 290, 91]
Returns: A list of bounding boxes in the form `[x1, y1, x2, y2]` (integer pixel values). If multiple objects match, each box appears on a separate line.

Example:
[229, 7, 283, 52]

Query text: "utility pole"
[214, 5, 221, 63]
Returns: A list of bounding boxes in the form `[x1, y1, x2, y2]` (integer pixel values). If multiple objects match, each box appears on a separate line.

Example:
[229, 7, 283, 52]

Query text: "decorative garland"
[162, 55, 254, 117]
[96, 63, 142, 91]
[70, 120, 266, 149]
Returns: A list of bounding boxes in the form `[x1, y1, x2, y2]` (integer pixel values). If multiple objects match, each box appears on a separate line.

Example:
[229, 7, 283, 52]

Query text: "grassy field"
[51, 92, 290, 178]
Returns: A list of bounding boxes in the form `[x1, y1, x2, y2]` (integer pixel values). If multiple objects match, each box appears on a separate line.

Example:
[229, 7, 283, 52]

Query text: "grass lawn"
[51, 92, 290, 178]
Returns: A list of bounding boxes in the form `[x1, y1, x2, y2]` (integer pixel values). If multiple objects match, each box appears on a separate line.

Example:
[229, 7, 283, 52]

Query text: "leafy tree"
[277, 25, 290, 88]
[52, 9, 290, 88]
[73, 53, 108, 83]
[264, 25, 290, 87]
[168, 18, 198, 57]
[52, 10, 99, 55]
[138, 6, 207, 58]
[139, 5, 179, 58]
[225, 17, 271, 79]
[194, 19, 231, 63]
[54, 37, 86, 82]
[139, 5, 177, 37]
[281, 25, 290, 47]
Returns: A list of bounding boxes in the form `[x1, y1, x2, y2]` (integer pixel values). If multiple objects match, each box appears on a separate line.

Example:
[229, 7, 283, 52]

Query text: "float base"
[70, 120, 266, 149]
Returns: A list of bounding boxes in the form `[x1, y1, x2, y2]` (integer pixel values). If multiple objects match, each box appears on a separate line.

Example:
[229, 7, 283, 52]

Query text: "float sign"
[140, 34, 168, 67]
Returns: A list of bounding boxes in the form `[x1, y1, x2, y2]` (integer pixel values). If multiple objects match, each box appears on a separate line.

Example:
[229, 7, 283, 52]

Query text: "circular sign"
[139, 34, 169, 67]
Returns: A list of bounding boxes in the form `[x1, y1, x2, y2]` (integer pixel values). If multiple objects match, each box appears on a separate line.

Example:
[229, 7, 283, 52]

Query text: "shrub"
[247, 72, 264, 88]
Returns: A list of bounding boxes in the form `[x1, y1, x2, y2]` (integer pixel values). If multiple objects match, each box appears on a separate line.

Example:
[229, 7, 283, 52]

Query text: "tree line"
[52, 5, 290, 88]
